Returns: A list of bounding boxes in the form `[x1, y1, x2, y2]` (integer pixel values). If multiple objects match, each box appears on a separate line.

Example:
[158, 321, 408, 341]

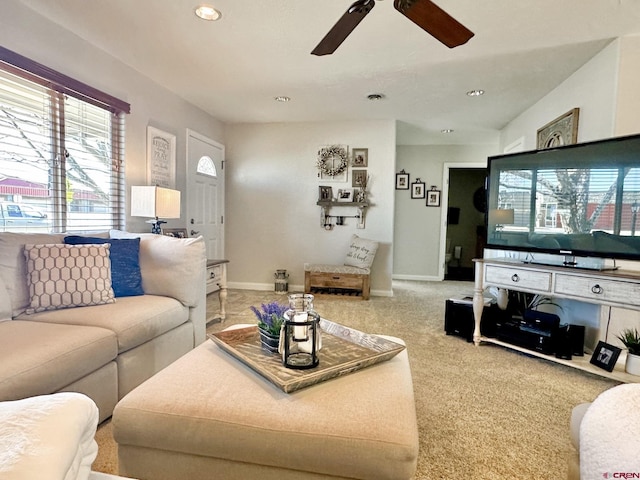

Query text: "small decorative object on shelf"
[318, 185, 333, 201]
[590, 341, 622, 372]
[250, 301, 288, 353]
[616, 328, 640, 376]
[336, 188, 353, 202]
[274, 269, 289, 294]
[282, 294, 321, 369]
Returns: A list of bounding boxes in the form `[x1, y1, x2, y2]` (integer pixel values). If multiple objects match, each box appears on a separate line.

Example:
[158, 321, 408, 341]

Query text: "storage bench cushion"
[113, 338, 418, 480]
[304, 263, 370, 275]
[0, 321, 117, 401]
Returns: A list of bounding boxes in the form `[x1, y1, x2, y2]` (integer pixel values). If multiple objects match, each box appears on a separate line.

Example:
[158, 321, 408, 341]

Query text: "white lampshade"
[131, 186, 181, 219]
[489, 208, 515, 225]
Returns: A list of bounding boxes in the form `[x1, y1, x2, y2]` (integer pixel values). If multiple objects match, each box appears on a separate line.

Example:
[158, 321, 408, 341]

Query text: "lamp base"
[146, 218, 167, 234]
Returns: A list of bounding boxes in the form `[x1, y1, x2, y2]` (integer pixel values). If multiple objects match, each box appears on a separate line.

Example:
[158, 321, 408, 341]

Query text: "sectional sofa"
[0, 230, 207, 422]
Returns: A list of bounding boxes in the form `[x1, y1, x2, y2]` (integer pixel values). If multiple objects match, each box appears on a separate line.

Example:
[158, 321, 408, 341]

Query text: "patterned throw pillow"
[64, 236, 143, 297]
[23, 243, 115, 313]
[344, 234, 379, 269]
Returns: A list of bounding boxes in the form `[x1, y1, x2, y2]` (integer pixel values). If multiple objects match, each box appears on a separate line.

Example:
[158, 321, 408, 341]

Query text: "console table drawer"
[484, 266, 552, 292]
[555, 274, 640, 307]
[206, 264, 223, 294]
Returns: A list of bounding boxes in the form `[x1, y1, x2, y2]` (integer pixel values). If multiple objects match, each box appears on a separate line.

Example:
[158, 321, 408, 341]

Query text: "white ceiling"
[16, 0, 640, 145]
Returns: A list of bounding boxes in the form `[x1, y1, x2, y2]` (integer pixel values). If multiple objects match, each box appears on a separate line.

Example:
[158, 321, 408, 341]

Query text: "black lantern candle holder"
[282, 311, 320, 369]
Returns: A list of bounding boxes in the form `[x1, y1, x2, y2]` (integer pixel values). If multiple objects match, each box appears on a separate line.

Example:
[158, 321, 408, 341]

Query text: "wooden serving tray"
[208, 319, 405, 393]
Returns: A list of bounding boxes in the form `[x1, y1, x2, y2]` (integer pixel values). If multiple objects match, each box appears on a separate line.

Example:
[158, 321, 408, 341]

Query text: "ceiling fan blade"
[393, 0, 474, 48]
[311, 0, 376, 56]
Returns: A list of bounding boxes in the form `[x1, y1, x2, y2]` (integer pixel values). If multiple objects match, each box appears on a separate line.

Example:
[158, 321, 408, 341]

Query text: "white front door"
[186, 129, 225, 259]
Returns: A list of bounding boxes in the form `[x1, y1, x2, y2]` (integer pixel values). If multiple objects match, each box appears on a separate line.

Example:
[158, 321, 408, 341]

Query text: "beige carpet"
[92, 280, 618, 479]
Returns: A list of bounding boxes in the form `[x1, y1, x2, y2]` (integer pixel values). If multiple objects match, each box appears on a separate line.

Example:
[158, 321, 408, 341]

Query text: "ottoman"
[112, 331, 418, 480]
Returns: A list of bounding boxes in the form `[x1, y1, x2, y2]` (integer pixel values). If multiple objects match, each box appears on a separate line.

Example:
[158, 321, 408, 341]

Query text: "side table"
[206, 259, 228, 323]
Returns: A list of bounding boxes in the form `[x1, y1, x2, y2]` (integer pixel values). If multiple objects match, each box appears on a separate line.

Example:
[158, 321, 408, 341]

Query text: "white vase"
[625, 353, 640, 376]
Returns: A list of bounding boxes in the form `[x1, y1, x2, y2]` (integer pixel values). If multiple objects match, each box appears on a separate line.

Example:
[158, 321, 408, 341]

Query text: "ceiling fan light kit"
[311, 0, 474, 56]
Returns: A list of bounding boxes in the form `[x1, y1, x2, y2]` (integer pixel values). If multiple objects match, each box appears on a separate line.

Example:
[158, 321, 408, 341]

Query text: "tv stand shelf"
[472, 258, 640, 383]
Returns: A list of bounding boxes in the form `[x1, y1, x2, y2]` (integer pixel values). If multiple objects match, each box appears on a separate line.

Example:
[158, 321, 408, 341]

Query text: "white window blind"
[0, 48, 128, 233]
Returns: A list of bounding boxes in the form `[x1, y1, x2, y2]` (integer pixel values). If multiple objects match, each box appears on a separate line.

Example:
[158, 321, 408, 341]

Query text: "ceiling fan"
[311, 0, 474, 56]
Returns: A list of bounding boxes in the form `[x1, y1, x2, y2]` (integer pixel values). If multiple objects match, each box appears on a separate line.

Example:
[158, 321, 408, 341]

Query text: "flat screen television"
[485, 133, 640, 269]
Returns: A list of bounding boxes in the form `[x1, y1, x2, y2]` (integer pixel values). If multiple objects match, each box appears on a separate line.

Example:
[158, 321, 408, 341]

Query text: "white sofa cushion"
[23, 244, 115, 313]
[110, 231, 206, 307]
[0, 232, 67, 317]
[0, 392, 99, 480]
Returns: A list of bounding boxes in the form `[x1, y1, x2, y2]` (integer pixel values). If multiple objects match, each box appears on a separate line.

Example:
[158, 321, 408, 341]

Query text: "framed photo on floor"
[589, 341, 621, 372]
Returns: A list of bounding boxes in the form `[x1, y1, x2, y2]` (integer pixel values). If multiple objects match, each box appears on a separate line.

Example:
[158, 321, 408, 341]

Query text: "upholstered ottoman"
[112, 330, 418, 480]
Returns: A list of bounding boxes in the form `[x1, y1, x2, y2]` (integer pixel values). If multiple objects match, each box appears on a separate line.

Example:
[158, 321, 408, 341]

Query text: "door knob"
[191, 230, 200, 236]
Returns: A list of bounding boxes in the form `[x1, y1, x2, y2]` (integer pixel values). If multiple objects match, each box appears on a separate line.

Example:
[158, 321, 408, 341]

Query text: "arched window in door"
[196, 155, 217, 177]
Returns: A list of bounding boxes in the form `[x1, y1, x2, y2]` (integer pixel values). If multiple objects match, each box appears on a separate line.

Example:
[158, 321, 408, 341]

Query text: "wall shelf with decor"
[316, 201, 369, 230]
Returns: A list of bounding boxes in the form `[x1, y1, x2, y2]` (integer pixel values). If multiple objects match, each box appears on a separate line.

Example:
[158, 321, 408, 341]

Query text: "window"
[0, 47, 129, 233]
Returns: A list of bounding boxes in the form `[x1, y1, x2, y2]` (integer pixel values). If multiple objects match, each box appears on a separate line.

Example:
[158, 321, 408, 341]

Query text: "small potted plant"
[250, 301, 288, 353]
[617, 328, 640, 376]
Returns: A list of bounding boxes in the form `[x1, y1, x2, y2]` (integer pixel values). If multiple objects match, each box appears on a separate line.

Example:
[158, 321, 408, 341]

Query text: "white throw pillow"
[110, 230, 206, 307]
[23, 243, 115, 314]
[344, 234, 379, 269]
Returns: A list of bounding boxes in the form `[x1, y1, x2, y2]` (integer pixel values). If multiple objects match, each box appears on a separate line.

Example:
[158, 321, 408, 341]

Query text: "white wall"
[500, 40, 620, 151]
[393, 144, 498, 279]
[224, 121, 396, 295]
[0, 1, 225, 234]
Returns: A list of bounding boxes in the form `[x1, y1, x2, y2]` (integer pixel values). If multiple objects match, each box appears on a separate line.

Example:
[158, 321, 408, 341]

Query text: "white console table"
[206, 259, 228, 323]
[472, 258, 640, 383]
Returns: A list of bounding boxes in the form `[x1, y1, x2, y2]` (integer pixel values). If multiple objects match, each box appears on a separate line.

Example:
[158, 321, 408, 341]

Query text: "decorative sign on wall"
[147, 126, 176, 188]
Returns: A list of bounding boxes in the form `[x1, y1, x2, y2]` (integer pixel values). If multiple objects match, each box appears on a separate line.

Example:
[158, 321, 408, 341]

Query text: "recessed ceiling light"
[441, 129, 454, 134]
[195, 4, 221, 21]
[367, 93, 385, 101]
[274, 96, 291, 102]
[466, 89, 485, 97]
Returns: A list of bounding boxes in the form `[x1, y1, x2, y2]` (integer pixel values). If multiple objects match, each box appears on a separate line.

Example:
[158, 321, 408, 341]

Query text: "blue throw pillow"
[64, 236, 144, 297]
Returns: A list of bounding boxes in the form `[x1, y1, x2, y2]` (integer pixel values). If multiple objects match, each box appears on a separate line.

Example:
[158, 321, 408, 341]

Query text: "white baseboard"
[392, 274, 442, 282]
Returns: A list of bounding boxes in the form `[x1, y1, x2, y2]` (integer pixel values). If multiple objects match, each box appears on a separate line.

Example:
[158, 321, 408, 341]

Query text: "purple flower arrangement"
[250, 301, 289, 336]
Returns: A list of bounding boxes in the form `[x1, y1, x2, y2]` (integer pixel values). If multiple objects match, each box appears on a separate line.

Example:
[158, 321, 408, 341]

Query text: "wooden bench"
[304, 263, 371, 300]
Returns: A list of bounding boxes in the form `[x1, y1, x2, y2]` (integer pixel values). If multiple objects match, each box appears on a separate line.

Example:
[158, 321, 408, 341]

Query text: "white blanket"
[580, 383, 640, 480]
[0, 392, 99, 480]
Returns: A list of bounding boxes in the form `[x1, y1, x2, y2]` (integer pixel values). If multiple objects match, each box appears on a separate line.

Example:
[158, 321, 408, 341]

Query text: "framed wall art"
[352, 148, 368, 167]
[352, 169, 368, 188]
[411, 179, 425, 199]
[147, 126, 176, 188]
[536, 108, 579, 150]
[427, 188, 441, 207]
[318, 186, 333, 201]
[336, 188, 353, 202]
[396, 170, 409, 190]
[317, 145, 349, 182]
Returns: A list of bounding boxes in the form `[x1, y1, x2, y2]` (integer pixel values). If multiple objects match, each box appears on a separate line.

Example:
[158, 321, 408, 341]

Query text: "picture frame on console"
[162, 227, 188, 239]
[589, 341, 621, 372]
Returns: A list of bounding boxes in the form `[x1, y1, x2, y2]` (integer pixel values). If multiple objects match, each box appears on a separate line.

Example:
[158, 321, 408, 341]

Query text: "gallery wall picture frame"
[411, 179, 426, 199]
[536, 108, 580, 150]
[427, 187, 441, 207]
[162, 227, 188, 238]
[589, 341, 621, 372]
[317, 144, 349, 182]
[352, 148, 368, 167]
[147, 126, 176, 188]
[352, 169, 368, 188]
[395, 170, 409, 190]
[336, 188, 353, 202]
[318, 186, 333, 201]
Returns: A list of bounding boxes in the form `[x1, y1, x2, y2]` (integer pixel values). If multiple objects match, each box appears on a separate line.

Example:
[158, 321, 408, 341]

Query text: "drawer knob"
[332, 276, 340, 280]
[210, 272, 216, 279]
[511, 274, 520, 283]
[591, 284, 603, 294]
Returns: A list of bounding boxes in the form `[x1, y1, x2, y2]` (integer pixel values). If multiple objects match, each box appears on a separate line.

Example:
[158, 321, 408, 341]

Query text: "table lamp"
[131, 186, 181, 234]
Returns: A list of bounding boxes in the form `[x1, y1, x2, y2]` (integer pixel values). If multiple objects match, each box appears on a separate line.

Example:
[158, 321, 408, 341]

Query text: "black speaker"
[568, 324, 585, 356]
